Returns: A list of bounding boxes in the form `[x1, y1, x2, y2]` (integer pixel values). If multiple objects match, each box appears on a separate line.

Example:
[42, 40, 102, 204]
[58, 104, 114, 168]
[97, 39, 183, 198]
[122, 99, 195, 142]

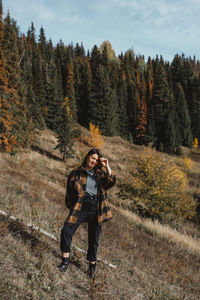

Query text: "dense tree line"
[1, 1, 200, 156]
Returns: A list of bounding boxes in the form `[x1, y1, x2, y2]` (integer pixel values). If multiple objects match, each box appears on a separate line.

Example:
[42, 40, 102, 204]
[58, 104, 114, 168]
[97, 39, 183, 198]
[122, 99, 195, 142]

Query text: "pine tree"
[182, 57, 195, 97]
[175, 83, 193, 147]
[55, 40, 71, 90]
[38, 26, 47, 62]
[151, 57, 174, 150]
[38, 26, 52, 122]
[123, 50, 135, 74]
[90, 45, 101, 76]
[126, 72, 137, 141]
[89, 64, 117, 136]
[74, 54, 91, 127]
[171, 55, 184, 87]
[189, 75, 200, 141]
[122, 50, 138, 141]
[74, 42, 85, 57]
[135, 66, 148, 144]
[116, 70, 129, 137]
[144, 57, 155, 144]
[55, 98, 75, 161]
[27, 23, 45, 128]
[163, 112, 177, 153]
[20, 33, 43, 131]
[45, 39, 63, 131]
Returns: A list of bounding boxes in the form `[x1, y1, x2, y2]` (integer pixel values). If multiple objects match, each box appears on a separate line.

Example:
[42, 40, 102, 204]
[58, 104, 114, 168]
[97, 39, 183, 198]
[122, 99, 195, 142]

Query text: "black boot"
[88, 262, 96, 278]
[59, 257, 69, 272]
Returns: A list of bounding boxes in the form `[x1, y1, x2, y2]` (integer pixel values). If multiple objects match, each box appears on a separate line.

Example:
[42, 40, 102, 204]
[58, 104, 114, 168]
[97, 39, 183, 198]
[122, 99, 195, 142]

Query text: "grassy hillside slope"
[0, 128, 200, 300]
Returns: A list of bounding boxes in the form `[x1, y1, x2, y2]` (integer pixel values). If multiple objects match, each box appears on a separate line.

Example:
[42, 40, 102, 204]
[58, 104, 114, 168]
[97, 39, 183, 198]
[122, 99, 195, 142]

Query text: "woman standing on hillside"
[59, 148, 116, 277]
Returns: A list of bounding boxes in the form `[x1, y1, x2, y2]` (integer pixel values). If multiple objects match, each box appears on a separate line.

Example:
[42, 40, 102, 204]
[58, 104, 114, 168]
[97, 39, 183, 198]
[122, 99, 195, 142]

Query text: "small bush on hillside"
[129, 146, 197, 222]
[84, 123, 104, 149]
[193, 137, 199, 149]
[183, 156, 192, 172]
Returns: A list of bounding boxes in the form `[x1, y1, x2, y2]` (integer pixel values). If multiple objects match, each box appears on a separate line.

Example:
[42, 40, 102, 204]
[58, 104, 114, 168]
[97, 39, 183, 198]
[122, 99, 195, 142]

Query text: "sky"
[3, 0, 200, 62]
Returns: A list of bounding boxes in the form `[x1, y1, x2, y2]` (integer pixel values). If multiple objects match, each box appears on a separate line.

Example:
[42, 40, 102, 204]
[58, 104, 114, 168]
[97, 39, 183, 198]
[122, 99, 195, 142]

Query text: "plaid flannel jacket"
[65, 166, 116, 225]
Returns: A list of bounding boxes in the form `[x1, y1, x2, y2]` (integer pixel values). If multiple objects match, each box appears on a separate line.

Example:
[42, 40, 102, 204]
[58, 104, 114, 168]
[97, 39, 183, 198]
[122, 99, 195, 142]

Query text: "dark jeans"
[60, 200, 101, 262]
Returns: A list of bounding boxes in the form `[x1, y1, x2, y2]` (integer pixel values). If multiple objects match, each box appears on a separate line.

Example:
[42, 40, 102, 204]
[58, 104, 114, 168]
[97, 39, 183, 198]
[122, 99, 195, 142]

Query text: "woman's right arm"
[65, 170, 76, 209]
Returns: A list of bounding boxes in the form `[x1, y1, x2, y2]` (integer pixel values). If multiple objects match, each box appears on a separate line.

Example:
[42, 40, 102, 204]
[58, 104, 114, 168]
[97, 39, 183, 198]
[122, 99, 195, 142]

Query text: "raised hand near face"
[99, 158, 112, 175]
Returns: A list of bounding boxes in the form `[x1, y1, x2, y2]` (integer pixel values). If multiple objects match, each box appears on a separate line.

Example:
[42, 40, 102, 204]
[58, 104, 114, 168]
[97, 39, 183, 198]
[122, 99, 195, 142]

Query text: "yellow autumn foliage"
[129, 146, 196, 222]
[85, 123, 104, 149]
[193, 137, 199, 149]
[62, 97, 72, 116]
[183, 156, 192, 172]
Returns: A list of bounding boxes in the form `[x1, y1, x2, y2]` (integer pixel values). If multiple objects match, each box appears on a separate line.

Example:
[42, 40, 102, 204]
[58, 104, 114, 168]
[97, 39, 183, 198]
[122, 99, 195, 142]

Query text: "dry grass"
[0, 127, 200, 299]
[111, 205, 200, 257]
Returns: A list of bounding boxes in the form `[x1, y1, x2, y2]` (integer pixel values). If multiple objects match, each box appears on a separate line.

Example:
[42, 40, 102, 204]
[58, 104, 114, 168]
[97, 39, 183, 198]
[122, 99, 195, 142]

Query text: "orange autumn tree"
[0, 1, 16, 152]
[193, 137, 199, 149]
[64, 62, 77, 120]
[2, 10, 33, 151]
[148, 58, 154, 101]
[85, 122, 104, 149]
[135, 70, 147, 142]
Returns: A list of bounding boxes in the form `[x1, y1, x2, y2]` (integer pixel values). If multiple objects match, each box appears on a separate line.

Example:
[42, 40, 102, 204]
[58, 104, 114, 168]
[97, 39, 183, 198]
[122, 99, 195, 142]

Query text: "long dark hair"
[82, 148, 103, 169]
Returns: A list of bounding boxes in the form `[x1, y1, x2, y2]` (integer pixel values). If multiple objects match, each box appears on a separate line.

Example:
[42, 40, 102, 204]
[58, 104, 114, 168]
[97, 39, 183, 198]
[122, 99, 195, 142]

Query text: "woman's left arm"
[99, 158, 116, 190]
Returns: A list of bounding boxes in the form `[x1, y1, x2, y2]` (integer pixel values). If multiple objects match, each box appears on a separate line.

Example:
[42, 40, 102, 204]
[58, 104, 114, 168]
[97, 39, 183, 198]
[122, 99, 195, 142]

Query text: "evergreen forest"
[1, 1, 200, 157]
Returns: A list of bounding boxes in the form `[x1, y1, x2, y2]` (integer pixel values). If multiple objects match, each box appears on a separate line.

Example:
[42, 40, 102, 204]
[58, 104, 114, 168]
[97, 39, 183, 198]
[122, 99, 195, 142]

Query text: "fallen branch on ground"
[0, 209, 117, 269]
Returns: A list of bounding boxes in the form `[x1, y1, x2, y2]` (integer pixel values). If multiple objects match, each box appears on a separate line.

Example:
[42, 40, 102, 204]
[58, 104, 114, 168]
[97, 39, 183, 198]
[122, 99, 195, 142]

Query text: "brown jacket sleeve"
[65, 170, 76, 209]
[100, 170, 116, 190]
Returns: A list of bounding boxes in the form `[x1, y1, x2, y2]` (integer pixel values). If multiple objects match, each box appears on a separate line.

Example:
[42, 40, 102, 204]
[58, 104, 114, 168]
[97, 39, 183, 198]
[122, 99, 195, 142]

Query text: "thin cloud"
[4, 0, 81, 25]
[3, 0, 200, 61]
[100, 0, 200, 33]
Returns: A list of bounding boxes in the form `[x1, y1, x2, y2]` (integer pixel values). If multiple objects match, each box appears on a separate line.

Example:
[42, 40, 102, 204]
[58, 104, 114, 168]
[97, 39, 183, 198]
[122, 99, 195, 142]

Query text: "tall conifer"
[28, 23, 45, 128]
[189, 76, 200, 141]
[151, 57, 174, 150]
[175, 83, 193, 147]
[74, 54, 91, 127]
[0, 1, 16, 151]
[126, 72, 137, 141]
[3, 12, 31, 148]
[116, 70, 129, 137]
[64, 62, 77, 120]
[55, 98, 75, 161]
[122, 50, 138, 141]
[45, 40, 63, 130]
[135, 62, 148, 144]
[89, 65, 117, 136]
